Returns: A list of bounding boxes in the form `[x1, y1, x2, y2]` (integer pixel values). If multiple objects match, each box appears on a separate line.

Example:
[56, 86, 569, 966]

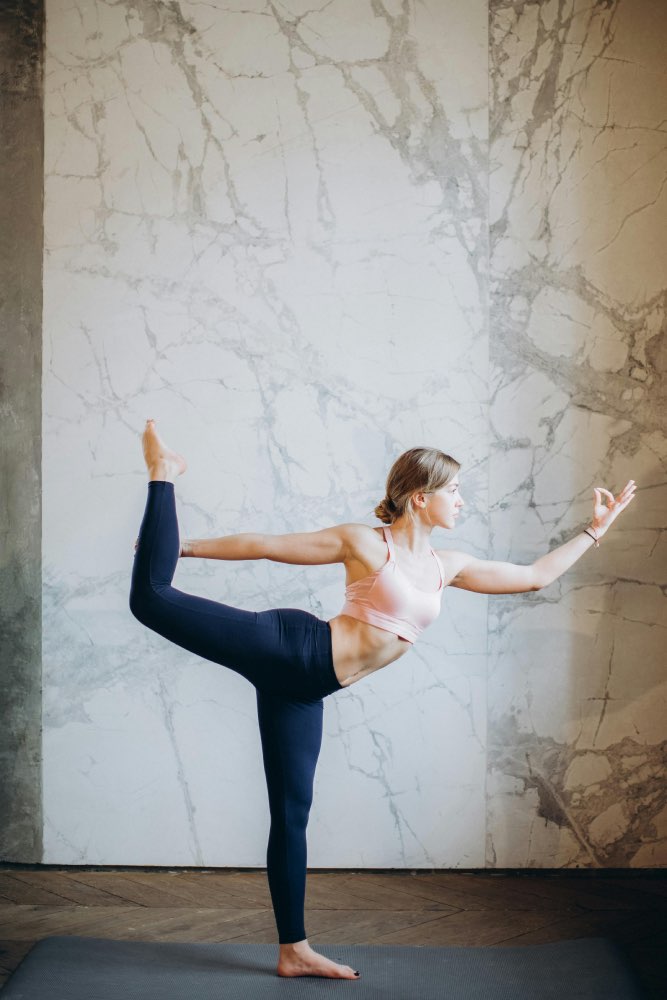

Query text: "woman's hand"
[590, 479, 637, 536]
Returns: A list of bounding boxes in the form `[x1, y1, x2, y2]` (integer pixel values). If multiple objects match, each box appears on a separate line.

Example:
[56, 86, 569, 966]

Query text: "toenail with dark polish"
[354, 971, 360, 977]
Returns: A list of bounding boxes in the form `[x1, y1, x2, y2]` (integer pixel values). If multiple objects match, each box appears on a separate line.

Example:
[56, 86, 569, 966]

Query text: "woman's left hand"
[591, 480, 637, 536]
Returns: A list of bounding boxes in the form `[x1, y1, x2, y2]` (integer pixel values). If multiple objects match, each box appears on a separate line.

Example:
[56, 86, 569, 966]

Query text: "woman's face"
[421, 477, 464, 529]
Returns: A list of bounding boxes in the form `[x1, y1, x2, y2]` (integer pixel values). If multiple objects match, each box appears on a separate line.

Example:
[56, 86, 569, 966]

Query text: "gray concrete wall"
[0, 0, 43, 862]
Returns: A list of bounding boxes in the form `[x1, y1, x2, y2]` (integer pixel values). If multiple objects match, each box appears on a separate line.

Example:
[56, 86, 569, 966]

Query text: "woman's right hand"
[590, 479, 637, 537]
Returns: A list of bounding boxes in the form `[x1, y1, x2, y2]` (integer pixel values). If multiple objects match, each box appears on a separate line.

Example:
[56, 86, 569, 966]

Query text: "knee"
[129, 578, 157, 626]
[279, 793, 313, 835]
[130, 573, 177, 633]
[129, 586, 147, 625]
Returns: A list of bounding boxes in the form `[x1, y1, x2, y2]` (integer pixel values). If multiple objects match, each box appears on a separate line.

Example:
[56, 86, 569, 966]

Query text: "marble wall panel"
[42, 0, 489, 866]
[38, 0, 665, 870]
[488, 0, 667, 867]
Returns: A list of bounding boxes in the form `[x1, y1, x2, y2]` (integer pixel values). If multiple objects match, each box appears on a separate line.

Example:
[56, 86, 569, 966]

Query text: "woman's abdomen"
[328, 614, 410, 687]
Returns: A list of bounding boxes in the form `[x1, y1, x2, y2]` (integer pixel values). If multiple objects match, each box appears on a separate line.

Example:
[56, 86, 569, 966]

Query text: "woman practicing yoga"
[130, 419, 636, 980]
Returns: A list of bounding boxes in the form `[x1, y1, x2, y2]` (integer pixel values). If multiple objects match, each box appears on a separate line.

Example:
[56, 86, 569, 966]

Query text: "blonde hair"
[374, 447, 460, 524]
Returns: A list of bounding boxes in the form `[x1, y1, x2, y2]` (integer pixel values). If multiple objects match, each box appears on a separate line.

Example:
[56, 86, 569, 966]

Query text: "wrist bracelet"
[583, 527, 599, 548]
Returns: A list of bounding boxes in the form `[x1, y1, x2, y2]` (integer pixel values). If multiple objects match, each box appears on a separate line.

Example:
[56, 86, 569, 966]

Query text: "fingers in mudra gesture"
[592, 479, 636, 533]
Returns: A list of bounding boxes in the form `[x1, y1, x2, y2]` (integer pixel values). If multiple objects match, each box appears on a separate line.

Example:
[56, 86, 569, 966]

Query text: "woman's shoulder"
[337, 521, 385, 543]
[337, 522, 387, 561]
[433, 547, 474, 586]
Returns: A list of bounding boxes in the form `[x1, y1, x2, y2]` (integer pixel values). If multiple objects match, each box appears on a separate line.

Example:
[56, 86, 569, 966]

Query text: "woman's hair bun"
[374, 496, 396, 524]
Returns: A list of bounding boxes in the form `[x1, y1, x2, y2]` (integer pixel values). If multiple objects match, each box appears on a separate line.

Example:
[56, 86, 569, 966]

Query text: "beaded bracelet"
[583, 527, 600, 547]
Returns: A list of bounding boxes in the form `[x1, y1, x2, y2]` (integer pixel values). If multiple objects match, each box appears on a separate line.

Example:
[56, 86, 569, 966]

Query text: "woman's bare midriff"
[327, 614, 411, 687]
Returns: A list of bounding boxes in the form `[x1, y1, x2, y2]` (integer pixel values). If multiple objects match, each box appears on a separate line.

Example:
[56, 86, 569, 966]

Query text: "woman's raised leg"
[130, 420, 273, 680]
[256, 689, 360, 980]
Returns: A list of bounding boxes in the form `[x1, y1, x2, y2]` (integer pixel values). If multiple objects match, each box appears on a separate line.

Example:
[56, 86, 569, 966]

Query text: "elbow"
[258, 533, 279, 561]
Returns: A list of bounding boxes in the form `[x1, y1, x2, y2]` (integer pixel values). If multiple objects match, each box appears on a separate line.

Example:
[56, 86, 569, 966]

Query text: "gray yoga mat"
[1, 935, 644, 999]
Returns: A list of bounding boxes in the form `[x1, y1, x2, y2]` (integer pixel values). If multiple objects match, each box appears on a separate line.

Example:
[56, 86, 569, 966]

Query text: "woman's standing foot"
[142, 419, 187, 483]
[277, 940, 360, 979]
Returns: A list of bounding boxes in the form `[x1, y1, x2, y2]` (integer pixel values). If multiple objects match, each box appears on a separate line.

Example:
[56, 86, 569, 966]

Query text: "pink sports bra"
[340, 526, 444, 643]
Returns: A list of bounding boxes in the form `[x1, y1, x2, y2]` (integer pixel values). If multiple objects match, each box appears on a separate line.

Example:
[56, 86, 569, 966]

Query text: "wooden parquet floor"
[0, 868, 665, 996]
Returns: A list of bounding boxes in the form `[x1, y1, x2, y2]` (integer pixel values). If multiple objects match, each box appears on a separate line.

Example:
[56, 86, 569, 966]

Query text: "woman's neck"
[387, 518, 432, 556]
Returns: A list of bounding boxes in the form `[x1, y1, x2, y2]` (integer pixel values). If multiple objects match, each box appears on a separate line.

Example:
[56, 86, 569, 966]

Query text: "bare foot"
[141, 419, 187, 482]
[277, 940, 360, 979]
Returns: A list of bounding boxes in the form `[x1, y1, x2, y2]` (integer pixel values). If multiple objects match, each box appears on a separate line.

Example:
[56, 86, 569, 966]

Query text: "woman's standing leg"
[256, 692, 322, 944]
[256, 690, 359, 980]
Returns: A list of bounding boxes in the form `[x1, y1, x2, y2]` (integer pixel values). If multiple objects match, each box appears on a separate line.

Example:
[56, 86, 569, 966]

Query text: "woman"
[130, 419, 636, 979]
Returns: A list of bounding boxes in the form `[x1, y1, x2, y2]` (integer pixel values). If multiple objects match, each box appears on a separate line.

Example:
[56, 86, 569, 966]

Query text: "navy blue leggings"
[129, 481, 342, 943]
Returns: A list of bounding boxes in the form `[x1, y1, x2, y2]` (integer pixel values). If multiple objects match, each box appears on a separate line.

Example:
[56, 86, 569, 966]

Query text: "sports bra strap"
[431, 547, 445, 587]
[382, 525, 396, 561]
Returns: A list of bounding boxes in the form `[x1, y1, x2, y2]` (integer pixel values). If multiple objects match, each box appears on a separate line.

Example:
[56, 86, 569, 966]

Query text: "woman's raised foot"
[141, 419, 187, 483]
[277, 940, 360, 980]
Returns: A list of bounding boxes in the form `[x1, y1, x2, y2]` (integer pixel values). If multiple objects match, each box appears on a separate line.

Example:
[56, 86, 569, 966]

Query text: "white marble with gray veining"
[42, 0, 489, 866]
[487, 0, 667, 867]
[42, 0, 665, 870]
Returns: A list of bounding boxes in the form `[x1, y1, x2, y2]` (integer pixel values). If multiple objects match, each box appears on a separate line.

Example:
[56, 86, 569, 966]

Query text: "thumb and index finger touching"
[594, 479, 637, 511]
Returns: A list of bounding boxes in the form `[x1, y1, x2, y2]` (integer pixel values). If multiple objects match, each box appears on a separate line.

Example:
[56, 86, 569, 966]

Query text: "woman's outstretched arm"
[181, 523, 368, 566]
[443, 479, 637, 595]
